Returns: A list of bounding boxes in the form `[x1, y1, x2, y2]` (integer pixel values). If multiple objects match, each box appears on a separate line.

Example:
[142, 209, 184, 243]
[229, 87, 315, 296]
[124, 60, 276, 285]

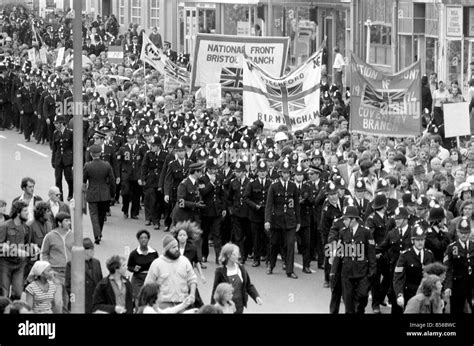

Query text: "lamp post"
[71, 0, 85, 313]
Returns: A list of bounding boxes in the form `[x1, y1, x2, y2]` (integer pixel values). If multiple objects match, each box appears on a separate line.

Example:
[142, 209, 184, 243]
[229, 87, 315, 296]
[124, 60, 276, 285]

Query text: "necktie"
[284, 182, 287, 192]
[417, 251, 421, 262]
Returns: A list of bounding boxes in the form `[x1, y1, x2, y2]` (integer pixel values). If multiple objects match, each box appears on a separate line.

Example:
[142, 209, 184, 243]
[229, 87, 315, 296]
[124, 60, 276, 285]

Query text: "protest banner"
[443, 102, 470, 138]
[27, 48, 37, 67]
[164, 75, 182, 93]
[107, 46, 123, 65]
[242, 49, 322, 132]
[56, 47, 65, 67]
[205, 83, 222, 109]
[350, 53, 421, 137]
[192, 34, 289, 92]
[141, 34, 190, 85]
[39, 47, 48, 64]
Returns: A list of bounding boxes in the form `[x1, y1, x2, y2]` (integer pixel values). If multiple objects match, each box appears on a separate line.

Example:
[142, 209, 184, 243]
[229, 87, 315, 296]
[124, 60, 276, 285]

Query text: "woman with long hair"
[213, 282, 236, 314]
[170, 221, 205, 308]
[211, 243, 263, 314]
[404, 275, 444, 313]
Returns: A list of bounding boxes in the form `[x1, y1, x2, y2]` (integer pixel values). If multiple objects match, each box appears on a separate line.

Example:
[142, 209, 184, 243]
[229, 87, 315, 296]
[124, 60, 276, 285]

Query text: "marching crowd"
[0, 5, 473, 314]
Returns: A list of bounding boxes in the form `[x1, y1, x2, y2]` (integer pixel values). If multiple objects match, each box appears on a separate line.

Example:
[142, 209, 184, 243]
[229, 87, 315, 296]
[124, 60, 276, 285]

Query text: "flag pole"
[144, 63, 147, 105]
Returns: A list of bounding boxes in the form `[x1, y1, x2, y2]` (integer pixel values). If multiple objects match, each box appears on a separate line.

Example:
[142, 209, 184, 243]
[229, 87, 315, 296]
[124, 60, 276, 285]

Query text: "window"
[369, 24, 392, 66]
[119, 0, 125, 25]
[131, 0, 141, 25]
[150, 0, 159, 29]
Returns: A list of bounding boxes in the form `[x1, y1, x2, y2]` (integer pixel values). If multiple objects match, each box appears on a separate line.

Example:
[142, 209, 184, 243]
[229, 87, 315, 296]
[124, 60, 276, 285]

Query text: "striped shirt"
[25, 279, 57, 314]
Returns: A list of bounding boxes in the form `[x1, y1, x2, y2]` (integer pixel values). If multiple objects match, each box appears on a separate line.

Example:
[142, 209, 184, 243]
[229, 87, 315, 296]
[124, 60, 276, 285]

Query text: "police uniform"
[51, 115, 74, 200]
[308, 166, 326, 266]
[199, 158, 226, 264]
[244, 160, 271, 267]
[377, 207, 412, 314]
[228, 161, 251, 262]
[17, 77, 36, 141]
[171, 162, 205, 224]
[443, 217, 474, 314]
[425, 206, 450, 262]
[117, 129, 143, 218]
[265, 161, 301, 278]
[365, 193, 394, 313]
[220, 163, 235, 245]
[83, 144, 115, 244]
[294, 165, 313, 273]
[141, 136, 168, 227]
[332, 206, 376, 314]
[393, 227, 435, 307]
[320, 182, 343, 284]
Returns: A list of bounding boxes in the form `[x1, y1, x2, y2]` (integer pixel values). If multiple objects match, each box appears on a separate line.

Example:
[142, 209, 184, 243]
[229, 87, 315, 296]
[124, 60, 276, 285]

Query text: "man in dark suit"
[244, 160, 271, 267]
[307, 165, 325, 268]
[265, 161, 301, 279]
[51, 115, 74, 201]
[228, 160, 251, 263]
[65, 238, 103, 313]
[82, 37, 96, 56]
[44, 82, 62, 147]
[84, 144, 116, 244]
[199, 158, 226, 264]
[172, 161, 205, 224]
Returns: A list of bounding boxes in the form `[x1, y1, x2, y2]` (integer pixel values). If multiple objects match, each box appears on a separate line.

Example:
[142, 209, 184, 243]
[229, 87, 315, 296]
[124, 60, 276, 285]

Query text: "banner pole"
[144, 63, 147, 105]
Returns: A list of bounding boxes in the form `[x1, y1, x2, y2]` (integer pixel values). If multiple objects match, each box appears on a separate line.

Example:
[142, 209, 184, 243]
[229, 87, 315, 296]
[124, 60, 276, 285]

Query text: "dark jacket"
[199, 173, 226, 218]
[172, 177, 202, 223]
[377, 226, 412, 269]
[265, 180, 301, 229]
[244, 177, 271, 223]
[83, 158, 116, 202]
[228, 177, 250, 218]
[211, 264, 259, 308]
[66, 258, 103, 313]
[424, 226, 450, 262]
[443, 240, 474, 291]
[92, 275, 133, 314]
[52, 128, 74, 167]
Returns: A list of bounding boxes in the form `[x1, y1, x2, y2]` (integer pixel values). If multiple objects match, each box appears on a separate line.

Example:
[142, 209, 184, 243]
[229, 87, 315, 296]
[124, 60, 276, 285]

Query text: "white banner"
[56, 47, 65, 67]
[205, 83, 222, 109]
[443, 102, 470, 137]
[27, 48, 37, 67]
[140, 33, 190, 85]
[191, 33, 289, 92]
[243, 50, 322, 132]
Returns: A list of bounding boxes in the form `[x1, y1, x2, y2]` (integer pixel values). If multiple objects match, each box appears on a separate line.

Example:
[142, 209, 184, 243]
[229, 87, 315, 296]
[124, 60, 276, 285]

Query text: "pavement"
[0, 129, 386, 313]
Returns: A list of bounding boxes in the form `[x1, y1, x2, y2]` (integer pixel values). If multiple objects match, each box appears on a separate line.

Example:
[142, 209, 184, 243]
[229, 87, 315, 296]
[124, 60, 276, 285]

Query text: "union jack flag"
[219, 67, 243, 89]
[265, 83, 306, 113]
[362, 83, 406, 115]
[164, 59, 190, 84]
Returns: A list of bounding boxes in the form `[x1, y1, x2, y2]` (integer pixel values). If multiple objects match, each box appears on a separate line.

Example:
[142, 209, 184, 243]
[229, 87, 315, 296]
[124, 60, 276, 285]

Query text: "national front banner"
[242, 49, 322, 132]
[192, 34, 289, 92]
[350, 53, 421, 137]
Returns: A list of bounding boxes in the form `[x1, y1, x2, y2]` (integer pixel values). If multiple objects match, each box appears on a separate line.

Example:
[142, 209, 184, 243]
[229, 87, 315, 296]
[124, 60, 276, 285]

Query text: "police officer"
[425, 204, 450, 262]
[294, 164, 313, 274]
[331, 205, 376, 314]
[199, 157, 226, 264]
[352, 178, 370, 221]
[17, 75, 35, 142]
[307, 165, 325, 267]
[83, 144, 115, 244]
[116, 128, 143, 219]
[51, 115, 74, 201]
[265, 161, 301, 279]
[163, 140, 191, 229]
[366, 193, 394, 313]
[172, 161, 206, 224]
[244, 160, 271, 267]
[43, 81, 61, 148]
[443, 216, 474, 314]
[320, 181, 343, 287]
[228, 160, 251, 263]
[394, 225, 435, 309]
[377, 206, 412, 314]
[141, 136, 167, 229]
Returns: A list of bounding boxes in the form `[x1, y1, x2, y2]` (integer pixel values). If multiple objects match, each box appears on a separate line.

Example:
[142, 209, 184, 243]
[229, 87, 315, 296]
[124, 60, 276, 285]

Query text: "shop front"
[177, 0, 349, 78]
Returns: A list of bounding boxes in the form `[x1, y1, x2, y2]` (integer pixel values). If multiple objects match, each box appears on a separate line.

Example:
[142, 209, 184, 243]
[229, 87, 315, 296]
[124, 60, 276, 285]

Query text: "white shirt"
[50, 200, 60, 217]
[413, 247, 424, 263]
[18, 192, 35, 224]
[333, 52, 345, 70]
[436, 146, 450, 162]
[433, 89, 450, 107]
[400, 225, 409, 237]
